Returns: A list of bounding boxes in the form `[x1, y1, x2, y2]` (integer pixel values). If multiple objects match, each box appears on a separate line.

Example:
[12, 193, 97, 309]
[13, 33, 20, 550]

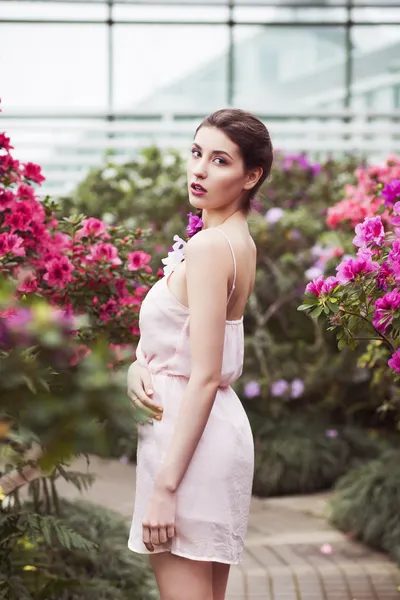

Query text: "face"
[186, 126, 261, 212]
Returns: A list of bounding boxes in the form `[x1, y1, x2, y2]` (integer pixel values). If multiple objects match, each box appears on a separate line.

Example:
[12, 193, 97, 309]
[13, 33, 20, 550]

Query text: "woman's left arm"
[142, 230, 230, 551]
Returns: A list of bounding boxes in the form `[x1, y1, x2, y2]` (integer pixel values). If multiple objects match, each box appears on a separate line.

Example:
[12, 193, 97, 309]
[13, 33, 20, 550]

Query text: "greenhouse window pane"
[113, 24, 229, 112]
[350, 26, 400, 111]
[113, 4, 229, 22]
[0, 24, 108, 110]
[233, 5, 346, 24]
[232, 25, 346, 112]
[353, 7, 400, 23]
[1, 1, 107, 21]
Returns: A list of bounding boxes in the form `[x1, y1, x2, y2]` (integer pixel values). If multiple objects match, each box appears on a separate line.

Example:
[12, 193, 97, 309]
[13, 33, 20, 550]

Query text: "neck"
[202, 207, 245, 230]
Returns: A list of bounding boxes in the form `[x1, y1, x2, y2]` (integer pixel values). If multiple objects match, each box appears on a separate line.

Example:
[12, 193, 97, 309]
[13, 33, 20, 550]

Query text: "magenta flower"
[306, 275, 339, 297]
[186, 213, 203, 237]
[4, 202, 34, 233]
[388, 348, 400, 373]
[99, 299, 118, 322]
[0, 232, 25, 257]
[128, 250, 151, 271]
[372, 289, 400, 333]
[86, 242, 122, 266]
[0, 190, 14, 212]
[353, 216, 385, 248]
[336, 255, 379, 284]
[382, 179, 400, 207]
[77, 217, 108, 239]
[244, 380, 261, 398]
[270, 379, 289, 397]
[22, 162, 45, 185]
[376, 261, 395, 290]
[0, 132, 13, 151]
[43, 256, 75, 289]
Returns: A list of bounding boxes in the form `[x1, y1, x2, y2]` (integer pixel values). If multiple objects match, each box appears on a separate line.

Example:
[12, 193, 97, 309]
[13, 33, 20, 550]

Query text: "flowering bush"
[326, 155, 400, 230]
[300, 174, 400, 421]
[0, 125, 157, 359]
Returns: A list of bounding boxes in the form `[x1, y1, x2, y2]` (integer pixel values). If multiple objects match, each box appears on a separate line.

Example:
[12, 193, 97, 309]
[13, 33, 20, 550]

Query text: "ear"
[243, 167, 263, 191]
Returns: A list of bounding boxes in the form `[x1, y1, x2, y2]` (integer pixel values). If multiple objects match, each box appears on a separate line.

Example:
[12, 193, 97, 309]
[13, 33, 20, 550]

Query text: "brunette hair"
[195, 108, 273, 213]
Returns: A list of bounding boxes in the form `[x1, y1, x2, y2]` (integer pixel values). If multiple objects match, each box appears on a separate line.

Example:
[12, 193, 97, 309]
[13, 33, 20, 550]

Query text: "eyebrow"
[192, 142, 233, 160]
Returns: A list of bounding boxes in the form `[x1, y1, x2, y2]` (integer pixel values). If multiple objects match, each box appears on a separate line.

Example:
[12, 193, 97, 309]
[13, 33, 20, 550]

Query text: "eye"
[214, 157, 226, 165]
[191, 148, 201, 158]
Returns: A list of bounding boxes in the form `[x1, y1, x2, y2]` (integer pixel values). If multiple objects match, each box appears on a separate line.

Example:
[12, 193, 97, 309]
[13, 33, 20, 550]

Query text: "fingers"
[142, 525, 154, 552]
[142, 524, 175, 551]
[128, 391, 161, 424]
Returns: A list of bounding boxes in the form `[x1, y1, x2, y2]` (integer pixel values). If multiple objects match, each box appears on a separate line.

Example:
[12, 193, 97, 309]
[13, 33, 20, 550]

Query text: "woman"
[127, 108, 273, 600]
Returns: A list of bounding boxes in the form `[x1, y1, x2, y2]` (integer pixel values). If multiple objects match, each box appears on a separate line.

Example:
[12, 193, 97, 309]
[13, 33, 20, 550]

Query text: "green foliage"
[330, 450, 400, 562]
[0, 499, 156, 600]
[252, 415, 383, 497]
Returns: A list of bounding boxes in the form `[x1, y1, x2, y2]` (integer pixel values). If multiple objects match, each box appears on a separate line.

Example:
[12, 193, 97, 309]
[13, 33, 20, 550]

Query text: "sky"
[1, 1, 400, 113]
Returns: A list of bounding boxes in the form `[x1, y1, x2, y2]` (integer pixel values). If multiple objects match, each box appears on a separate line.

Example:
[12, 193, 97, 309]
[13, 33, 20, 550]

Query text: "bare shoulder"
[185, 228, 228, 256]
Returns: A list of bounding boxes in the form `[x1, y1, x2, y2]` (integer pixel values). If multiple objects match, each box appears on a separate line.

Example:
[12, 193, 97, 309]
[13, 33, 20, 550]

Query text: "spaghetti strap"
[215, 228, 237, 303]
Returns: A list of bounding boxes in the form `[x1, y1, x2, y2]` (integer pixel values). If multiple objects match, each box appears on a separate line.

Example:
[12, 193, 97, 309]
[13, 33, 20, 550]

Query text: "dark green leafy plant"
[252, 415, 383, 497]
[330, 449, 400, 563]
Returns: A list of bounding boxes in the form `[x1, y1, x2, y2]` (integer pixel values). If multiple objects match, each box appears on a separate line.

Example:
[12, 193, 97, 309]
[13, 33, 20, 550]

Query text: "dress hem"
[128, 542, 241, 565]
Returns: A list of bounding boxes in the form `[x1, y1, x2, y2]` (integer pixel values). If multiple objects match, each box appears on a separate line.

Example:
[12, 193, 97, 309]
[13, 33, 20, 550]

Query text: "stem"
[42, 477, 51, 513]
[341, 308, 395, 352]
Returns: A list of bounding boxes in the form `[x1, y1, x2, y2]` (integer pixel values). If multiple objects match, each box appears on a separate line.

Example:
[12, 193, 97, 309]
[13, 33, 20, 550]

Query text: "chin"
[188, 194, 206, 210]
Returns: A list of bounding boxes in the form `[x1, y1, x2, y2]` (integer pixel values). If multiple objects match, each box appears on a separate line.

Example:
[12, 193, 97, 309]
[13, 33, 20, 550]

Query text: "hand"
[142, 485, 176, 552]
[127, 361, 163, 425]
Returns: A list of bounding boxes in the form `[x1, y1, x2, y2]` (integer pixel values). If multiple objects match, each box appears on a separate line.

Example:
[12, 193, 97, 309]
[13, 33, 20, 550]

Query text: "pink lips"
[191, 182, 207, 196]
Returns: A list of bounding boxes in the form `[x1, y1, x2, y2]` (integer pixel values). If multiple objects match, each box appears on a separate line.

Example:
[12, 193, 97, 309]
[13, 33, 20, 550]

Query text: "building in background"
[1, 0, 400, 196]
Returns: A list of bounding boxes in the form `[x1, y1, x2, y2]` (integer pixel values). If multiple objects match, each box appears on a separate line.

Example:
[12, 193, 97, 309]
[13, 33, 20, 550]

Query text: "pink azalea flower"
[127, 250, 151, 271]
[99, 298, 118, 322]
[376, 261, 395, 290]
[43, 256, 74, 289]
[77, 217, 108, 239]
[15, 268, 38, 293]
[0, 153, 20, 175]
[0, 233, 26, 257]
[16, 183, 36, 200]
[336, 255, 379, 284]
[353, 216, 385, 248]
[22, 162, 45, 184]
[372, 289, 400, 333]
[388, 348, 400, 373]
[0, 190, 14, 211]
[382, 179, 400, 207]
[4, 204, 33, 233]
[0, 132, 13, 151]
[86, 242, 122, 266]
[305, 275, 339, 297]
[388, 239, 400, 264]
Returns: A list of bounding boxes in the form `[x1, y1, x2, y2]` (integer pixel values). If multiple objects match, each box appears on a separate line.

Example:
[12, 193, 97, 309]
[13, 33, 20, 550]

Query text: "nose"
[192, 158, 207, 179]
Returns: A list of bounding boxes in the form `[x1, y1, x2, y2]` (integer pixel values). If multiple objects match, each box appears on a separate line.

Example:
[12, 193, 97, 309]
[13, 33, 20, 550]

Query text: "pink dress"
[128, 229, 254, 564]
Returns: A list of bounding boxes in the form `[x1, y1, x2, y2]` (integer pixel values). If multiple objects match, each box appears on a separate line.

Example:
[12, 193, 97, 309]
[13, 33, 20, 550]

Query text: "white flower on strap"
[161, 235, 187, 276]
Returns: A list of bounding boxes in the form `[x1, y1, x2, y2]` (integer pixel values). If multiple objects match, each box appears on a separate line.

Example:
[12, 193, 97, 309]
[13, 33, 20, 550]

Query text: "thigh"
[212, 562, 230, 600]
[150, 551, 213, 600]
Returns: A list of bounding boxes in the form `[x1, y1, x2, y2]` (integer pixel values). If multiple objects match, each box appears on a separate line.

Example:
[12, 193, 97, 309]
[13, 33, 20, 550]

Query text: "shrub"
[330, 450, 400, 562]
[252, 415, 383, 497]
[1, 498, 157, 600]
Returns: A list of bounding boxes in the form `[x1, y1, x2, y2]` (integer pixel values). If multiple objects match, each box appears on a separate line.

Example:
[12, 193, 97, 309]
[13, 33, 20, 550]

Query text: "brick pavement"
[56, 455, 400, 600]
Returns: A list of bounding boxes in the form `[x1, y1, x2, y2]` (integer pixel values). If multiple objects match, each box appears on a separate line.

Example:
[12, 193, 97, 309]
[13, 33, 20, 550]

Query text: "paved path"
[56, 455, 400, 600]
